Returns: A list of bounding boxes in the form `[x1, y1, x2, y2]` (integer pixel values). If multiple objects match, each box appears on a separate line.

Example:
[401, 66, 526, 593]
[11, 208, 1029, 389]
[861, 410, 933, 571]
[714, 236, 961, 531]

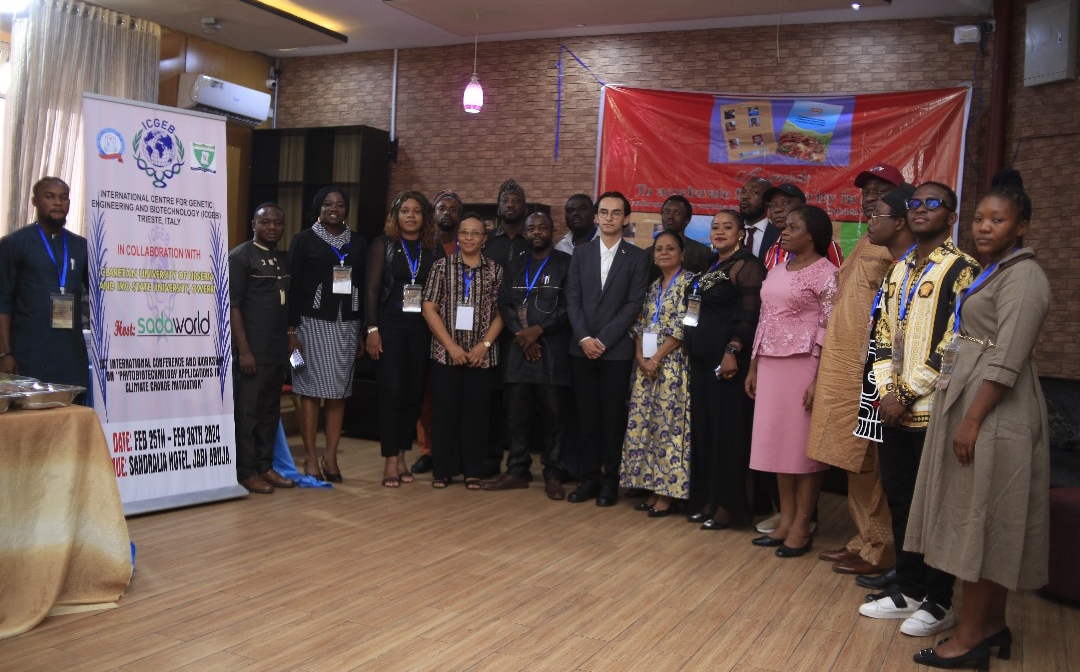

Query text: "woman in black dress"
[684, 210, 766, 529]
[365, 191, 438, 487]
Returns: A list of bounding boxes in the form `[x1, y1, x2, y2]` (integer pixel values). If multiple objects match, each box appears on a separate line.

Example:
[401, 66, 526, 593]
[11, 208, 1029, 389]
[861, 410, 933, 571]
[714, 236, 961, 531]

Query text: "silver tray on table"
[0, 392, 20, 413]
[10, 382, 86, 410]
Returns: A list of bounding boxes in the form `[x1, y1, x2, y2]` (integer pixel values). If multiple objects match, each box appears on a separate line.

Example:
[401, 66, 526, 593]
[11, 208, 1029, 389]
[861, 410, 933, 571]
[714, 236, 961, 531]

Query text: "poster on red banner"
[82, 94, 245, 515]
[596, 86, 971, 253]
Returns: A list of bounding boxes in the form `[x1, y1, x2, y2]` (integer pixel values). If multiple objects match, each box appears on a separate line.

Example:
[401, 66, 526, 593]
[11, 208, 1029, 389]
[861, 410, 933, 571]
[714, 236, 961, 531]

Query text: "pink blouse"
[752, 256, 838, 358]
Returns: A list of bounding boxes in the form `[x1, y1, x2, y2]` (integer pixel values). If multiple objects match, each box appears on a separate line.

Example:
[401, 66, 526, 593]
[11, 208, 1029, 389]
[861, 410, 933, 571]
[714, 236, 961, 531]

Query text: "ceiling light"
[851, 3, 861, 9]
[200, 17, 222, 34]
[463, 13, 483, 114]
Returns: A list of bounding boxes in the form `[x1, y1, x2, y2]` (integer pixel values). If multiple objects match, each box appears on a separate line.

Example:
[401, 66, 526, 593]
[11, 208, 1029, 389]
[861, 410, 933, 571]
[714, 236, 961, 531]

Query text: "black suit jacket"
[754, 223, 782, 263]
[565, 238, 649, 361]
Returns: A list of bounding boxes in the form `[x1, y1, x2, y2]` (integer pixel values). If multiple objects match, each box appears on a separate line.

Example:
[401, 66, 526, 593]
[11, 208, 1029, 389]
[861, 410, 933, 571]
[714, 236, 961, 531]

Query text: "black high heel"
[987, 627, 1012, 660]
[913, 639, 991, 670]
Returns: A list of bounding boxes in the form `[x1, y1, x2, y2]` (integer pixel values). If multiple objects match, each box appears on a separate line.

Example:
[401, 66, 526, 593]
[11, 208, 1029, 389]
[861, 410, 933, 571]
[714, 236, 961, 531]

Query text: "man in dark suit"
[565, 191, 649, 506]
[739, 177, 778, 262]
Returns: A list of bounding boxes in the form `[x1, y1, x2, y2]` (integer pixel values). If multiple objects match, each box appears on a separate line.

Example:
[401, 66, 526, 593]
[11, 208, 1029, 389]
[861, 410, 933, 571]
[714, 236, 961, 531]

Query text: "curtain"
[4, 0, 160, 237]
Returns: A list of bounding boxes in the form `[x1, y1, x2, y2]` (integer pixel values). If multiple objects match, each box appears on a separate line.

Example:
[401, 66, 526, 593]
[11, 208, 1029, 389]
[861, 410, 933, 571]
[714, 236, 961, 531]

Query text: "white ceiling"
[91, 0, 994, 57]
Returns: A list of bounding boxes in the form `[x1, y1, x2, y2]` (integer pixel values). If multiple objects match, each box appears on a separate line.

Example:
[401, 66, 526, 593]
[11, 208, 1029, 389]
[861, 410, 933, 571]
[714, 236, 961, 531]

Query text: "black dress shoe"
[687, 512, 708, 524]
[700, 518, 729, 531]
[567, 480, 599, 503]
[647, 505, 673, 518]
[751, 534, 784, 547]
[775, 537, 813, 558]
[856, 567, 897, 590]
[410, 454, 433, 473]
[634, 500, 654, 511]
[913, 638, 991, 669]
[596, 484, 618, 507]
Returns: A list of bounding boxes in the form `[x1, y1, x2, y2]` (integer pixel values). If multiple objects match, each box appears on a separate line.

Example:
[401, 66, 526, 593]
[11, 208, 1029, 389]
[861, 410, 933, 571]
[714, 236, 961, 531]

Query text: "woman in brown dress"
[907, 169, 1050, 669]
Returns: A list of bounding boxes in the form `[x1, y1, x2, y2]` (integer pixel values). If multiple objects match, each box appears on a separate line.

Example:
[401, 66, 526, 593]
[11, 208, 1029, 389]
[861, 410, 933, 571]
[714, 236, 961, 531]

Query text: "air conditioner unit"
[177, 73, 270, 126]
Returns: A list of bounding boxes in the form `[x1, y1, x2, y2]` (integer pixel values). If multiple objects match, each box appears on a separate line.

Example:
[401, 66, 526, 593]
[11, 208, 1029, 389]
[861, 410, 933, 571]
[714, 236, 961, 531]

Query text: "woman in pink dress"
[746, 205, 838, 558]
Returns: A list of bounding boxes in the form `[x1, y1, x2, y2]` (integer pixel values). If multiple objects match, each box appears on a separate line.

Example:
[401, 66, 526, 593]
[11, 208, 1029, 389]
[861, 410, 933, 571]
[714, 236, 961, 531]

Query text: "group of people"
[0, 162, 1050, 670]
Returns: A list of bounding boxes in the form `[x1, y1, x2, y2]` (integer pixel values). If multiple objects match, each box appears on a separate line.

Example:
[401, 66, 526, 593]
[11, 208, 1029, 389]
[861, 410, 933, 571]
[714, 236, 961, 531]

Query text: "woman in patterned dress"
[745, 205, 838, 557]
[619, 230, 693, 517]
[287, 186, 366, 482]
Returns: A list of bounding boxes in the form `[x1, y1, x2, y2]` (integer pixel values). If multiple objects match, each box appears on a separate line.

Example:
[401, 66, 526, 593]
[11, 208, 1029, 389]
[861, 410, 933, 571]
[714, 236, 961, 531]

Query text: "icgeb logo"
[137, 311, 211, 336]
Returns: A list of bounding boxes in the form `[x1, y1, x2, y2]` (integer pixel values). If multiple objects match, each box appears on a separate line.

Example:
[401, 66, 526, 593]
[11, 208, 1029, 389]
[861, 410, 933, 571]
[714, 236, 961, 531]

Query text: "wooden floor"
[2, 434, 1077, 672]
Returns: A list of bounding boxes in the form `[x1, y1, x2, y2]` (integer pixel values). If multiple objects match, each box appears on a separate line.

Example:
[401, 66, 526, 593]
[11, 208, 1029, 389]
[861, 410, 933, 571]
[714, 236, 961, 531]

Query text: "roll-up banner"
[596, 86, 971, 252]
[82, 94, 245, 515]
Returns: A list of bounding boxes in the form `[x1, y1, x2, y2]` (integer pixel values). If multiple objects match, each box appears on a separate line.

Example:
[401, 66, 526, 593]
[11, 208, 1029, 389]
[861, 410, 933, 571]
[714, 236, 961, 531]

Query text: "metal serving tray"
[0, 392, 19, 413]
[10, 382, 86, 410]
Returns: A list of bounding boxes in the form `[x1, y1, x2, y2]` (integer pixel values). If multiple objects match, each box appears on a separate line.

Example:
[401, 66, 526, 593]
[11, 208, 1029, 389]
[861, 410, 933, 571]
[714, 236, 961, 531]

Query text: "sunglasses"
[905, 198, 954, 212]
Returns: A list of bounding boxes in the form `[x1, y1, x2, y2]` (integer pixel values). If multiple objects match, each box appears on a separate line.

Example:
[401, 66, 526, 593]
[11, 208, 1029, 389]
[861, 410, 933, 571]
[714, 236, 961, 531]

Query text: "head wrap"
[432, 189, 461, 207]
[497, 178, 526, 203]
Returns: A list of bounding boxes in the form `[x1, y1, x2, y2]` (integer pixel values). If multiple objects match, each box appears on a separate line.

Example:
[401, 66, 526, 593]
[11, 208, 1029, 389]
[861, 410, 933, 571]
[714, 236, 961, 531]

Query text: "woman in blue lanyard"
[905, 170, 1051, 670]
[286, 186, 367, 482]
[684, 210, 766, 530]
[619, 230, 694, 517]
[365, 191, 437, 488]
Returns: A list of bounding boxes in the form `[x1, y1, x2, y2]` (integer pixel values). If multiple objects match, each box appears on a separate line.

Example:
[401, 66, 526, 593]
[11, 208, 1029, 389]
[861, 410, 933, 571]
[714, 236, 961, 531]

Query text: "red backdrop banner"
[596, 85, 971, 248]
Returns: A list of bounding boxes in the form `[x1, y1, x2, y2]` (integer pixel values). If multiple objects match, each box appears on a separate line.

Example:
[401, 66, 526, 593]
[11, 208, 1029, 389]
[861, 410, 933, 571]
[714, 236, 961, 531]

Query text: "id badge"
[332, 265, 352, 294]
[642, 330, 660, 359]
[402, 284, 422, 313]
[683, 295, 701, 327]
[50, 293, 75, 329]
[455, 304, 475, 331]
[516, 304, 529, 327]
[936, 337, 960, 390]
[891, 329, 905, 373]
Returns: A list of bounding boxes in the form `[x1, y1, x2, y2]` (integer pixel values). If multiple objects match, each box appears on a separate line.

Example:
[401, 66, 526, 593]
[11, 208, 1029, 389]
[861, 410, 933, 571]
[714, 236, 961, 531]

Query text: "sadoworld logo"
[137, 311, 211, 336]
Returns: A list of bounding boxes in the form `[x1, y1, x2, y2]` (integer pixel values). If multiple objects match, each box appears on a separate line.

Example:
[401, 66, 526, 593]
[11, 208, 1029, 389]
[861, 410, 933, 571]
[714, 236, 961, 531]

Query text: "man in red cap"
[806, 163, 906, 578]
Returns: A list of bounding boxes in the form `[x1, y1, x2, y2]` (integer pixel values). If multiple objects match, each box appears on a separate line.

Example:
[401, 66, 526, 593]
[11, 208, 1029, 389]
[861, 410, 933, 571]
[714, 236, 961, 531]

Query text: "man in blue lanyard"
[488, 212, 573, 498]
[0, 177, 89, 390]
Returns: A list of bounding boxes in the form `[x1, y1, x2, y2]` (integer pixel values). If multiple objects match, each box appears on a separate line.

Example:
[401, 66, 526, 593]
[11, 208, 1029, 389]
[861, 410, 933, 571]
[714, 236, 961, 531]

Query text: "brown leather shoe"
[259, 470, 295, 488]
[818, 548, 859, 563]
[240, 475, 273, 494]
[544, 478, 566, 500]
[480, 473, 529, 491]
[832, 558, 888, 575]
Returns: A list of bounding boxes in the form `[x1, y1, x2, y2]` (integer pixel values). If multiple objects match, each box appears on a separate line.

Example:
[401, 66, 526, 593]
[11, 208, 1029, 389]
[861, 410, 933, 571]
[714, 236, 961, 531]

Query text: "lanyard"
[328, 239, 349, 266]
[652, 269, 683, 324]
[898, 257, 935, 322]
[463, 266, 477, 302]
[523, 255, 550, 302]
[953, 251, 1014, 334]
[401, 239, 421, 283]
[36, 225, 69, 294]
[692, 257, 724, 295]
[872, 245, 916, 320]
[773, 245, 785, 269]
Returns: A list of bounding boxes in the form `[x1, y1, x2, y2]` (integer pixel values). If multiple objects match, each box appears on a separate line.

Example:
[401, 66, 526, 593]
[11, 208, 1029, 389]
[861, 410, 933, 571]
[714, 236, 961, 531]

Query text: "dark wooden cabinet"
[248, 125, 392, 245]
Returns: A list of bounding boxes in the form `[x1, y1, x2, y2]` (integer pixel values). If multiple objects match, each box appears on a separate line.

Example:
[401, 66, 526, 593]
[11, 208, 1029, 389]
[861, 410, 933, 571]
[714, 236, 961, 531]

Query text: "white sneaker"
[755, 513, 781, 533]
[900, 602, 955, 636]
[859, 593, 922, 619]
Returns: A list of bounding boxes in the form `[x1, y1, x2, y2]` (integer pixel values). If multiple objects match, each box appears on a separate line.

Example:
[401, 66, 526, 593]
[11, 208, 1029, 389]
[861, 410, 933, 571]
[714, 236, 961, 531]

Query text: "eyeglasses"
[458, 230, 485, 238]
[597, 209, 624, 220]
[906, 198, 953, 211]
[868, 213, 901, 222]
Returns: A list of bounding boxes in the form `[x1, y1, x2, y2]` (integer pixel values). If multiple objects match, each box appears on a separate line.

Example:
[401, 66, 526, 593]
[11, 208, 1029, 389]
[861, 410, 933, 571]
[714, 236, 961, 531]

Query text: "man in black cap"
[761, 183, 844, 271]
[740, 177, 777, 262]
[484, 179, 531, 270]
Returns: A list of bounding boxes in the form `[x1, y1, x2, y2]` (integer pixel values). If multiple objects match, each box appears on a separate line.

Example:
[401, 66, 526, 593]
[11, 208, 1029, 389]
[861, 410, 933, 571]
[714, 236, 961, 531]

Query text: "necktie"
[745, 226, 756, 253]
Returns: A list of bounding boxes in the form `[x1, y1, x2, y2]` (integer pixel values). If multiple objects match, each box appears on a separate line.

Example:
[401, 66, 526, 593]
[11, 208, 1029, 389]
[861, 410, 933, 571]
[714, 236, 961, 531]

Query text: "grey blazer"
[565, 238, 649, 361]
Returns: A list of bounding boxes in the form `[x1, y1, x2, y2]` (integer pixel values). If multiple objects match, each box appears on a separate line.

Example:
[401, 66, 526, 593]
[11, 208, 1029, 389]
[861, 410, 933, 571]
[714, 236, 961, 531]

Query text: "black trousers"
[233, 361, 286, 479]
[570, 356, 633, 487]
[374, 320, 430, 458]
[688, 355, 753, 523]
[506, 382, 564, 479]
[431, 363, 493, 480]
[558, 386, 583, 480]
[879, 427, 955, 608]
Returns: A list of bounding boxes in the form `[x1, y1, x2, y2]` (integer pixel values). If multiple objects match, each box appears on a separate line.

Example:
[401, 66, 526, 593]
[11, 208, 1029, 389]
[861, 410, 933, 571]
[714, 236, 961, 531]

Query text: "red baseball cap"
[854, 163, 904, 188]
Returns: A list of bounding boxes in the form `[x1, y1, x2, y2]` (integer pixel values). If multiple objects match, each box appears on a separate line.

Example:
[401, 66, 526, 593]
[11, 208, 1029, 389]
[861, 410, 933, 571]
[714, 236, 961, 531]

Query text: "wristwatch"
[724, 343, 741, 355]
[483, 340, 492, 349]
[367, 326, 379, 335]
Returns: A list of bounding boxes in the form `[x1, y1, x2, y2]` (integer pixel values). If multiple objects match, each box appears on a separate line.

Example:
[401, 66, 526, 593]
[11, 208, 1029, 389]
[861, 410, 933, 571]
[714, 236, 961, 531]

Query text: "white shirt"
[599, 237, 620, 289]
[745, 216, 769, 257]
[554, 226, 600, 255]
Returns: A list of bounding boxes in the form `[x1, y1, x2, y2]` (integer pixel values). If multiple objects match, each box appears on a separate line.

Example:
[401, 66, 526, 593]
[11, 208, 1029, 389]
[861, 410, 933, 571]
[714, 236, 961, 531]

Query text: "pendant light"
[463, 12, 483, 113]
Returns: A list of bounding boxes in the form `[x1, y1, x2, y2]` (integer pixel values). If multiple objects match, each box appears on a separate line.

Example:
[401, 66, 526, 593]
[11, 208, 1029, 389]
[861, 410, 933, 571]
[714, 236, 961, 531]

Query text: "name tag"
[642, 330, 659, 359]
[332, 265, 352, 294]
[455, 304, 475, 331]
[51, 293, 75, 329]
[402, 284, 422, 313]
[683, 295, 701, 327]
[517, 304, 528, 327]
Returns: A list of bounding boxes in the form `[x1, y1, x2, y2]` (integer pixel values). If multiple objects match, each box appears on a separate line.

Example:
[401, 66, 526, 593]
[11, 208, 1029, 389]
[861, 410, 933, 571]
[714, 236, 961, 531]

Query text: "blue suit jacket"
[565, 238, 649, 361]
